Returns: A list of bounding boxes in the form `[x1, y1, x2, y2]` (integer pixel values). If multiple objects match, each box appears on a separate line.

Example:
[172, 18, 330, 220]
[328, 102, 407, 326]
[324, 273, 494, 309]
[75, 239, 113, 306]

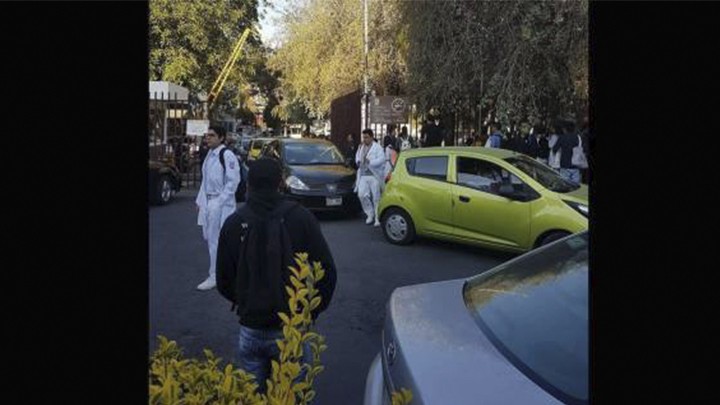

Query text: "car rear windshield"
[284, 142, 345, 165]
[463, 232, 588, 405]
[504, 156, 580, 193]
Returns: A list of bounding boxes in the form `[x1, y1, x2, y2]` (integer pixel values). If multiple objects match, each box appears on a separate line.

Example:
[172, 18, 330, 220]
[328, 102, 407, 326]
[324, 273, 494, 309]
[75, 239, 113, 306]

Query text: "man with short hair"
[195, 125, 241, 291]
[355, 129, 386, 226]
[216, 158, 337, 393]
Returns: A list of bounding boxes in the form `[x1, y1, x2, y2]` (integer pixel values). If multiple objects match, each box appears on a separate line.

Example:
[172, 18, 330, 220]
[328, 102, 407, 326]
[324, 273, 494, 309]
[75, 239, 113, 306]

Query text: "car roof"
[400, 147, 520, 159]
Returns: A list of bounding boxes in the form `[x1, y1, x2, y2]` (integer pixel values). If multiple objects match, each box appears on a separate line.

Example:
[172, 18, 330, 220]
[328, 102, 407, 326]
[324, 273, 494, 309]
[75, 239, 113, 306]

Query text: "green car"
[378, 147, 588, 253]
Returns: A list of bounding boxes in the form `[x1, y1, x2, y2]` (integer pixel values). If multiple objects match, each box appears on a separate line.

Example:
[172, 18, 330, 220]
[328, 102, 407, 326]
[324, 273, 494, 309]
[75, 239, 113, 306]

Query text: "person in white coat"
[354, 129, 386, 226]
[195, 125, 241, 291]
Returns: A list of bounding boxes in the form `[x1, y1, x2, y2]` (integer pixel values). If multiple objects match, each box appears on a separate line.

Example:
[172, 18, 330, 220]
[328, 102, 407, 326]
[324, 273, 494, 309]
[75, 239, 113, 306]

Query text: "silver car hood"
[383, 279, 562, 405]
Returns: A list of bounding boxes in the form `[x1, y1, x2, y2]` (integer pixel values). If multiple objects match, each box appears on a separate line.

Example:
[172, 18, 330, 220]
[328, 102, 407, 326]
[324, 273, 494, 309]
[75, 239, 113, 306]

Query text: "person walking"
[354, 129, 385, 226]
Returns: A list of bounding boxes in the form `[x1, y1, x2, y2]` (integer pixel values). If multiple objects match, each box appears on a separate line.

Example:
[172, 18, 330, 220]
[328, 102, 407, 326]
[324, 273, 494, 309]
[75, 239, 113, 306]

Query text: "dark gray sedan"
[364, 231, 588, 405]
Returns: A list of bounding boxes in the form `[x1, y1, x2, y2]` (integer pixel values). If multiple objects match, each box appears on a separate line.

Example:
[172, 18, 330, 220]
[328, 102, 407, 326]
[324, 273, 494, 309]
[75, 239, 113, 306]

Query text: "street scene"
[150, 187, 511, 404]
[149, 1, 589, 404]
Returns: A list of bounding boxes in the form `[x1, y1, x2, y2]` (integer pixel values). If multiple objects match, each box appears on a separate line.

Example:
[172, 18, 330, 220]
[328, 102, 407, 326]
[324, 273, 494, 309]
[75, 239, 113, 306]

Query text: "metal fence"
[149, 91, 203, 188]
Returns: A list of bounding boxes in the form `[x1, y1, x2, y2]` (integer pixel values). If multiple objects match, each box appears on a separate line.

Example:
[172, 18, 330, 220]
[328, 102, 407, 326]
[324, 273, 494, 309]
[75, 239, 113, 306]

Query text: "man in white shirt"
[195, 125, 241, 290]
[354, 129, 386, 226]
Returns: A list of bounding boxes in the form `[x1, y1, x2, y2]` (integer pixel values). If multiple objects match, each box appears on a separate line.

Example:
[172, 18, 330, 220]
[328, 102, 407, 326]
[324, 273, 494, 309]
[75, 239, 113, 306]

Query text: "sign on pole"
[186, 120, 210, 136]
[370, 96, 408, 124]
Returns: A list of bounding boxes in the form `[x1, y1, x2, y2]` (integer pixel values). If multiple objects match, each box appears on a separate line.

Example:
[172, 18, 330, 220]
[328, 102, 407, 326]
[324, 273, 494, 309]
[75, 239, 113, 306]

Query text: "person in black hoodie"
[215, 158, 337, 393]
[551, 120, 581, 183]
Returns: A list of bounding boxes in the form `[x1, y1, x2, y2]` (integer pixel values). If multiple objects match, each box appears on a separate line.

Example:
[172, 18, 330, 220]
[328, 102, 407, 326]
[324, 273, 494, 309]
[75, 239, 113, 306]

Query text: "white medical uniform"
[195, 146, 241, 282]
[354, 141, 386, 222]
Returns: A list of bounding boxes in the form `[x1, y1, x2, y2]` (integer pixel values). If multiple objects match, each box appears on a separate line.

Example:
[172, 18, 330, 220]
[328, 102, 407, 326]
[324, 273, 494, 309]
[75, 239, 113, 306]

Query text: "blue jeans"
[559, 168, 581, 184]
[237, 325, 313, 394]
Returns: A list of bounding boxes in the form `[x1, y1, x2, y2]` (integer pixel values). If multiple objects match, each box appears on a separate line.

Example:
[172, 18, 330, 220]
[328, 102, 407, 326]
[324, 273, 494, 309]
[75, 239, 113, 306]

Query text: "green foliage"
[149, 0, 263, 117]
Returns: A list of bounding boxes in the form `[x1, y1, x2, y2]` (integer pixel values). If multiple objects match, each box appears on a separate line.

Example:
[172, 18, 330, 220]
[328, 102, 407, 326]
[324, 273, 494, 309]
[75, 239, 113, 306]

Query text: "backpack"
[219, 147, 248, 203]
[217, 201, 300, 328]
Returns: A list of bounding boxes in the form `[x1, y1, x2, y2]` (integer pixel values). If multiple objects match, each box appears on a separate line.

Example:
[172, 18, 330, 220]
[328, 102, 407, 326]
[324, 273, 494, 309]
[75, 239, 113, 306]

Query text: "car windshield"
[504, 156, 580, 193]
[463, 232, 588, 405]
[284, 142, 346, 165]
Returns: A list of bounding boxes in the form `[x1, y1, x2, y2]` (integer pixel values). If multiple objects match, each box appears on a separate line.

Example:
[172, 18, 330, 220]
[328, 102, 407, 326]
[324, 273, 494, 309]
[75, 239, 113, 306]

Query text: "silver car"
[364, 231, 588, 405]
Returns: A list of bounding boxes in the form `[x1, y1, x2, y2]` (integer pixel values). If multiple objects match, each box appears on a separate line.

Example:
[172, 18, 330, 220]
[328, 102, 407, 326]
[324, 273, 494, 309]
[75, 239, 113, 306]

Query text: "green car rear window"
[405, 156, 448, 181]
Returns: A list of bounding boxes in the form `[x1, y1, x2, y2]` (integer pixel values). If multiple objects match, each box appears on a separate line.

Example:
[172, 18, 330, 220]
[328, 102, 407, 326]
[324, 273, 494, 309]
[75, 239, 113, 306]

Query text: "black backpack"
[219, 147, 248, 203]
[217, 201, 300, 328]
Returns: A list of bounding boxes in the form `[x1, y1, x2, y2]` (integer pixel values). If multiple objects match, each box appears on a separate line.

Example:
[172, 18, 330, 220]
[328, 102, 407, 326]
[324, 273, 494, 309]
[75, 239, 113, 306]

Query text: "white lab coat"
[354, 141, 386, 191]
[195, 146, 241, 279]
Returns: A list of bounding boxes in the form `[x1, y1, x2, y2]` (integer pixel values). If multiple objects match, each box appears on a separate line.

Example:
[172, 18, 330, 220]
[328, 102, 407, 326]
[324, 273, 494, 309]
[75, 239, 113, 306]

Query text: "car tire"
[538, 231, 570, 247]
[156, 175, 173, 205]
[381, 207, 416, 245]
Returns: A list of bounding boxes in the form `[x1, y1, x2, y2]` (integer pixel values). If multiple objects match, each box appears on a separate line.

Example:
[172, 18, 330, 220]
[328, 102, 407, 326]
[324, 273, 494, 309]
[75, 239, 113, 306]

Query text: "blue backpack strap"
[218, 147, 229, 175]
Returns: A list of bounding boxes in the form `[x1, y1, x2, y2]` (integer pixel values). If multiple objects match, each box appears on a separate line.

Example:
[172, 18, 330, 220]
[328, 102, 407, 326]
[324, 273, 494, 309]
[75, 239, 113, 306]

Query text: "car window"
[261, 140, 281, 160]
[252, 140, 265, 151]
[463, 232, 589, 404]
[406, 156, 448, 181]
[456, 157, 526, 196]
[284, 142, 345, 165]
[504, 155, 580, 193]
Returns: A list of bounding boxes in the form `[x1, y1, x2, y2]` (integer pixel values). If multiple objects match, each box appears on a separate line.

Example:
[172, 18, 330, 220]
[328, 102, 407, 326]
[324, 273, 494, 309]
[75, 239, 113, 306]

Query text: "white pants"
[204, 202, 224, 281]
[357, 175, 381, 220]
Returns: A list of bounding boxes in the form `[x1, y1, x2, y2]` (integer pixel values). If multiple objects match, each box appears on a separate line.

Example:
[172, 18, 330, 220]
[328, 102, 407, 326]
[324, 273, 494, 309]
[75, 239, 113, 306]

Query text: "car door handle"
[459, 195, 470, 203]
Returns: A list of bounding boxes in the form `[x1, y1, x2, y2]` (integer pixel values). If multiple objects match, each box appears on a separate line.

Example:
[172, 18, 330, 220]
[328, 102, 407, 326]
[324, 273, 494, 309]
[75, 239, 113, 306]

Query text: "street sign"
[186, 120, 209, 136]
[370, 96, 408, 124]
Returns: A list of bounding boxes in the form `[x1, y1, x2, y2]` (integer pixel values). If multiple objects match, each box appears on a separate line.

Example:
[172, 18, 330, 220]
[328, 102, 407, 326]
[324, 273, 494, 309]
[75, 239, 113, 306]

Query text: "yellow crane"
[206, 26, 253, 113]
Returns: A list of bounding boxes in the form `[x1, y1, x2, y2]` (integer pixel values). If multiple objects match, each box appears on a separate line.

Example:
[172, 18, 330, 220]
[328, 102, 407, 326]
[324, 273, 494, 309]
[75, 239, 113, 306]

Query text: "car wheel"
[157, 175, 173, 205]
[538, 231, 570, 247]
[381, 208, 416, 245]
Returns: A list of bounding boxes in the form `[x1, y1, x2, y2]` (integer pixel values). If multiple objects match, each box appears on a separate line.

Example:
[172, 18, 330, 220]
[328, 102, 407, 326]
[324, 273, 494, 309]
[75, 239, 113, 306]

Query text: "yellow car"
[378, 147, 588, 252]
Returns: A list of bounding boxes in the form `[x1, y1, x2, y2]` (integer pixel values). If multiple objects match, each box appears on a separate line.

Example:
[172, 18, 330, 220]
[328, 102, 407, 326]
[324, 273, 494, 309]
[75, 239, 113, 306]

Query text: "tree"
[149, 0, 262, 118]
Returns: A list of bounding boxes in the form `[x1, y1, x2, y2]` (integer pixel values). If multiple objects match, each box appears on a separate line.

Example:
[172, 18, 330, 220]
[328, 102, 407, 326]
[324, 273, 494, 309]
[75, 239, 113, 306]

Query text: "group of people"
[193, 124, 337, 394]
[464, 117, 591, 184]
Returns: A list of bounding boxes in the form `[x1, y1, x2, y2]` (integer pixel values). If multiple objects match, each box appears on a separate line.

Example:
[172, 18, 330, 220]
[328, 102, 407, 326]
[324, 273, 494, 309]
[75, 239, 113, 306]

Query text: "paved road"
[150, 187, 514, 404]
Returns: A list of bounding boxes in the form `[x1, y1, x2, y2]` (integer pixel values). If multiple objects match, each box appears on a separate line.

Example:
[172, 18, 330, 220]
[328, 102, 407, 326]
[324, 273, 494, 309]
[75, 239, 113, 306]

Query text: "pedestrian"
[344, 133, 358, 169]
[383, 134, 398, 181]
[423, 116, 444, 147]
[465, 130, 477, 147]
[355, 129, 386, 226]
[527, 124, 549, 163]
[485, 122, 504, 148]
[195, 125, 241, 291]
[215, 157, 337, 394]
[551, 120, 582, 184]
[547, 122, 563, 169]
[397, 125, 413, 152]
[383, 124, 398, 152]
[578, 115, 591, 184]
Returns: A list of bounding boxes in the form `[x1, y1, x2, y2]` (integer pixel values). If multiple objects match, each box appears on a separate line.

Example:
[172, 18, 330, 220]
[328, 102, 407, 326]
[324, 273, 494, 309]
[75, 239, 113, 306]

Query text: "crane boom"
[207, 27, 252, 110]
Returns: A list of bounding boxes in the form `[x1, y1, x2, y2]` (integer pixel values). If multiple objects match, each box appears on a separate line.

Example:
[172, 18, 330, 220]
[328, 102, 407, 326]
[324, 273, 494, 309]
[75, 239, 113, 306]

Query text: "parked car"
[149, 159, 182, 205]
[378, 147, 588, 252]
[364, 231, 589, 405]
[258, 137, 360, 213]
[247, 137, 274, 161]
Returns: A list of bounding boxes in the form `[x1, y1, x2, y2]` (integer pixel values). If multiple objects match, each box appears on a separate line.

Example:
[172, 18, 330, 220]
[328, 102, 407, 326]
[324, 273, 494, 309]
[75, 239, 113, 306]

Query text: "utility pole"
[363, 0, 369, 130]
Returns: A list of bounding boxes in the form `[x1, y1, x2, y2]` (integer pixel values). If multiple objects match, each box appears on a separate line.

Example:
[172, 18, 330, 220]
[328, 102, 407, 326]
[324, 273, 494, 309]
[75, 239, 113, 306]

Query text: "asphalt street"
[149, 187, 514, 404]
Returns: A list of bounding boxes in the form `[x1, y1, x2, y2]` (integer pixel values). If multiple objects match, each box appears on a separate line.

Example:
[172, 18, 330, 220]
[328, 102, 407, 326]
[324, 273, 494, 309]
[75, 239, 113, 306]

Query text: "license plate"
[326, 197, 342, 206]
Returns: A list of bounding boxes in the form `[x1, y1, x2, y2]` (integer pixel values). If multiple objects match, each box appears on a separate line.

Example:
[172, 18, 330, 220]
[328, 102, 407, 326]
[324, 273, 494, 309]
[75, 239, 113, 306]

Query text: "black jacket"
[552, 133, 580, 169]
[216, 191, 337, 329]
[424, 124, 443, 147]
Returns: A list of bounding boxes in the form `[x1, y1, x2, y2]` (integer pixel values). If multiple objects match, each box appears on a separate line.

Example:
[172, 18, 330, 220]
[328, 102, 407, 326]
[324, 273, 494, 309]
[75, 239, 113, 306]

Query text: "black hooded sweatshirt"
[216, 189, 337, 329]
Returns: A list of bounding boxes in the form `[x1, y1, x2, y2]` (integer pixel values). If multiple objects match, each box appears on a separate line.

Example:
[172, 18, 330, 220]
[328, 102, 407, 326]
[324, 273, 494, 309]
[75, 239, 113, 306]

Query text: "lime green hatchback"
[378, 147, 588, 252]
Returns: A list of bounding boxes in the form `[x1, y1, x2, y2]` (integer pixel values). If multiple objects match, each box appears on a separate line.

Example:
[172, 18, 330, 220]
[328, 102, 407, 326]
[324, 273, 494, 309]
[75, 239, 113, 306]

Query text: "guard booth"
[149, 81, 190, 163]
